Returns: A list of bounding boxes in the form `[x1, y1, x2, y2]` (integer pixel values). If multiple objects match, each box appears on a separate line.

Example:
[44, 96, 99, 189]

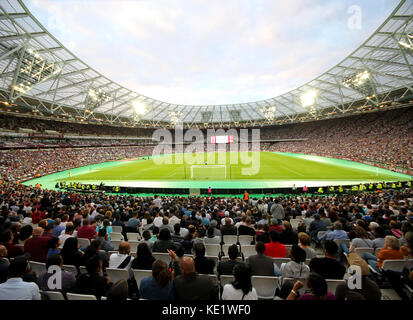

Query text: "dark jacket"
[220, 225, 237, 236]
[74, 273, 112, 300]
[217, 259, 239, 276]
[246, 254, 275, 276]
[152, 240, 179, 253]
[280, 230, 298, 245]
[173, 273, 219, 300]
[194, 256, 215, 275]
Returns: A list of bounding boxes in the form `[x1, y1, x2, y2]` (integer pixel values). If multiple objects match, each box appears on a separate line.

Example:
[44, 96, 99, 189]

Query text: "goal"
[190, 165, 227, 180]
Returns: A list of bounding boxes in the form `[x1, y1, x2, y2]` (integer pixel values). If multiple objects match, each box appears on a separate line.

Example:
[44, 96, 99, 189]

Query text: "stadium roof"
[0, 0, 412, 128]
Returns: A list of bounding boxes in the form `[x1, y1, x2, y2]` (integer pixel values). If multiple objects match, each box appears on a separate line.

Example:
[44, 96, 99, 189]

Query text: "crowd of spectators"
[0, 182, 412, 300]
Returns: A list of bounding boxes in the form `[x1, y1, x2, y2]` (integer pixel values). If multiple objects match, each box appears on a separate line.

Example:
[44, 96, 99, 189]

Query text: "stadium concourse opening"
[23, 151, 412, 196]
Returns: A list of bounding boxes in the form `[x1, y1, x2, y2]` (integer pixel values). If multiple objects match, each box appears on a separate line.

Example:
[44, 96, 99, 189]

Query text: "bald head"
[180, 256, 195, 275]
[118, 241, 130, 254]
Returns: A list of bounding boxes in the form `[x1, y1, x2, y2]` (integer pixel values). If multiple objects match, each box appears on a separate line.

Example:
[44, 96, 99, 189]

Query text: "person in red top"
[31, 209, 46, 224]
[77, 218, 97, 242]
[0, 229, 23, 258]
[243, 190, 249, 201]
[24, 227, 50, 262]
[268, 218, 284, 233]
[265, 230, 287, 258]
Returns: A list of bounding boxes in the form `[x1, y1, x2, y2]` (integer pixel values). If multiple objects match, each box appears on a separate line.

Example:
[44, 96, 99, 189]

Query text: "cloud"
[26, 0, 399, 105]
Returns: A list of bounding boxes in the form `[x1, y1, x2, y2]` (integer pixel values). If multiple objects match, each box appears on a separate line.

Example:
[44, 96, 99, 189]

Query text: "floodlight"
[300, 89, 318, 107]
[132, 100, 147, 115]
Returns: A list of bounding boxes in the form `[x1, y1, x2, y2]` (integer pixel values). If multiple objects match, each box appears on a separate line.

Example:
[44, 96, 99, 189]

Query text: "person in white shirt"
[169, 214, 180, 227]
[280, 244, 310, 280]
[221, 211, 234, 226]
[0, 259, 40, 300]
[153, 214, 164, 228]
[109, 242, 134, 279]
[58, 224, 75, 249]
[221, 263, 258, 300]
[153, 196, 163, 208]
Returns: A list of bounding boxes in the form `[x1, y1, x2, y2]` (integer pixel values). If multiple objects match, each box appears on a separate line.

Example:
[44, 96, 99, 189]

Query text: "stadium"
[0, 0, 412, 306]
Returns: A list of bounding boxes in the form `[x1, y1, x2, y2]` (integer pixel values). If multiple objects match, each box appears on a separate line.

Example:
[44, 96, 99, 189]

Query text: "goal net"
[190, 165, 227, 180]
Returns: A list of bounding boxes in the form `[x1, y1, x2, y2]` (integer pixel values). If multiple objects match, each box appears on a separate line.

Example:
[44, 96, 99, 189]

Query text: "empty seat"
[272, 258, 291, 267]
[29, 261, 46, 275]
[252, 276, 279, 299]
[109, 232, 123, 241]
[126, 233, 140, 241]
[67, 293, 97, 300]
[133, 269, 153, 287]
[77, 238, 91, 248]
[222, 235, 238, 245]
[45, 291, 65, 300]
[111, 226, 123, 233]
[111, 240, 121, 250]
[326, 279, 346, 294]
[129, 240, 140, 253]
[205, 244, 221, 257]
[152, 252, 171, 265]
[62, 265, 78, 275]
[355, 247, 374, 256]
[238, 235, 254, 245]
[106, 268, 130, 284]
[240, 245, 256, 258]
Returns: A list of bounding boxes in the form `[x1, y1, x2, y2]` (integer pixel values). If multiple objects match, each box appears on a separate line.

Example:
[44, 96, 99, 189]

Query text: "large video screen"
[210, 136, 234, 144]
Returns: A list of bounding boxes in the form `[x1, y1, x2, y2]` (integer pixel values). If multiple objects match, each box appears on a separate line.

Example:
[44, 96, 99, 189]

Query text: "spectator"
[106, 279, 129, 301]
[308, 240, 346, 279]
[264, 230, 287, 258]
[298, 232, 317, 260]
[0, 230, 23, 259]
[194, 243, 215, 275]
[131, 243, 155, 270]
[96, 228, 114, 252]
[280, 221, 298, 245]
[37, 254, 76, 294]
[46, 237, 61, 260]
[60, 237, 83, 269]
[153, 229, 178, 253]
[222, 263, 258, 300]
[139, 260, 174, 300]
[24, 227, 49, 262]
[203, 227, 221, 244]
[217, 244, 240, 276]
[0, 245, 9, 283]
[286, 273, 336, 300]
[77, 219, 97, 242]
[280, 245, 310, 279]
[246, 241, 276, 276]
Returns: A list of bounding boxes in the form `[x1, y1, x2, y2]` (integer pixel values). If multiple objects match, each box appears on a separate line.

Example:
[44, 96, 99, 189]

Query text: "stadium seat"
[334, 239, 350, 248]
[45, 291, 65, 300]
[204, 274, 218, 285]
[290, 219, 301, 230]
[67, 293, 97, 300]
[220, 275, 234, 288]
[222, 244, 241, 257]
[272, 258, 291, 267]
[355, 247, 374, 256]
[222, 235, 238, 244]
[238, 235, 254, 245]
[381, 259, 408, 273]
[133, 269, 152, 287]
[282, 277, 308, 295]
[221, 256, 243, 262]
[79, 266, 87, 274]
[106, 268, 130, 283]
[129, 240, 140, 253]
[240, 245, 256, 259]
[325, 279, 346, 294]
[152, 252, 171, 265]
[304, 259, 311, 265]
[205, 244, 221, 257]
[62, 264, 78, 275]
[111, 226, 123, 233]
[77, 238, 91, 248]
[317, 231, 329, 240]
[206, 255, 219, 267]
[126, 232, 140, 241]
[109, 232, 123, 241]
[29, 261, 46, 275]
[111, 240, 121, 250]
[251, 276, 279, 300]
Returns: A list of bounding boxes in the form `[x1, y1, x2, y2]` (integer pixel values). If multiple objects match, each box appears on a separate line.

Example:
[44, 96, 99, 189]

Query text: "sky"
[26, 0, 400, 105]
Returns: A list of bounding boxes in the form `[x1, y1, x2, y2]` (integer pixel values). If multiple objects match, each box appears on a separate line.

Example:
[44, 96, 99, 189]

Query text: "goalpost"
[190, 165, 227, 180]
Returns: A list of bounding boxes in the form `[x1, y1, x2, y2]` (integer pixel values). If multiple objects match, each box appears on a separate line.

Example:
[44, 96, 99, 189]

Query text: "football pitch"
[23, 152, 411, 190]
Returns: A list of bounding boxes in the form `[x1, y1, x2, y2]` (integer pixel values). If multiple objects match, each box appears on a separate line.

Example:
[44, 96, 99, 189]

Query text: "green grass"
[60, 152, 409, 182]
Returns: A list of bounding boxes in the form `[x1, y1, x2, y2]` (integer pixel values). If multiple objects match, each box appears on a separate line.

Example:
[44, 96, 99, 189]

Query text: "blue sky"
[26, 0, 400, 105]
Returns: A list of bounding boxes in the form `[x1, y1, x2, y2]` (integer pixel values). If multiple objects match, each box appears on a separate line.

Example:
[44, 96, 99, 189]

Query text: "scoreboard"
[210, 136, 234, 144]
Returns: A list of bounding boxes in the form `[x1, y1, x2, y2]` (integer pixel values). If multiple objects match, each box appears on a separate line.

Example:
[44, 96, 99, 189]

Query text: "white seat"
[355, 247, 374, 256]
[220, 275, 234, 288]
[111, 240, 121, 250]
[62, 265, 78, 275]
[79, 266, 88, 274]
[326, 279, 346, 294]
[45, 291, 65, 300]
[111, 226, 123, 233]
[238, 235, 254, 245]
[106, 268, 130, 284]
[152, 252, 171, 265]
[222, 235, 238, 244]
[334, 239, 350, 247]
[77, 238, 90, 248]
[67, 293, 97, 300]
[129, 240, 140, 253]
[221, 256, 243, 262]
[304, 259, 311, 265]
[381, 259, 408, 273]
[290, 219, 301, 230]
[240, 245, 256, 258]
[205, 244, 221, 257]
[252, 276, 279, 299]
[317, 231, 329, 240]
[101, 296, 107, 300]
[133, 269, 153, 287]
[109, 232, 123, 241]
[282, 277, 308, 295]
[126, 233, 140, 241]
[272, 258, 291, 267]
[29, 261, 46, 275]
